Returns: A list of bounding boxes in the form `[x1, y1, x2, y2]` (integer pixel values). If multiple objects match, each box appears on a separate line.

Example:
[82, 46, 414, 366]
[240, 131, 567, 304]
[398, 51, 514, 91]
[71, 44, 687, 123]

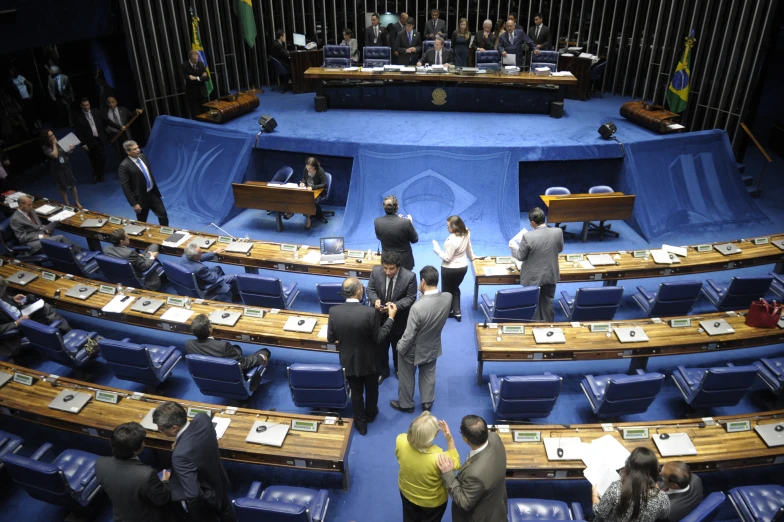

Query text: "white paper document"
[101, 295, 135, 314]
[584, 464, 620, 495]
[48, 210, 75, 222]
[483, 266, 510, 276]
[502, 54, 517, 65]
[650, 249, 675, 264]
[667, 124, 686, 130]
[551, 71, 575, 76]
[57, 132, 81, 150]
[317, 324, 328, 339]
[21, 299, 45, 316]
[301, 250, 321, 264]
[544, 437, 583, 460]
[162, 232, 192, 248]
[35, 204, 58, 215]
[508, 228, 528, 256]
[160, 307, 194, 323]
[662, 244, 687, 257]
[212, 416, 231, 439]
[342, 67, 359, 71]
[579, 260, 595, 269]
[582, 435, 631, 471]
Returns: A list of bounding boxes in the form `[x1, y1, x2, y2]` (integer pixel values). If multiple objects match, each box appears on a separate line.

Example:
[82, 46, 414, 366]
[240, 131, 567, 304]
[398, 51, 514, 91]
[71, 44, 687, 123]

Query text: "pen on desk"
[121, 295, 131, 302]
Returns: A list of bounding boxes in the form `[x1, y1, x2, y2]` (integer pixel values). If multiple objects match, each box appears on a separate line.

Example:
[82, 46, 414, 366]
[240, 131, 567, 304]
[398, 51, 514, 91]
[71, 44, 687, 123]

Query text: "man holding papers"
[497, 19, 540, 67]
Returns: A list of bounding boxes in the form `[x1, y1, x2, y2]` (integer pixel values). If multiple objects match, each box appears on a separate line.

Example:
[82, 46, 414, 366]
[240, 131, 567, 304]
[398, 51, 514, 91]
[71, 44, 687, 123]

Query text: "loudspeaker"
[598, 121, 617, 139]
[315, 95, 328, 113]
[550, 101, 564, 118]
[258, 115, 277, 132]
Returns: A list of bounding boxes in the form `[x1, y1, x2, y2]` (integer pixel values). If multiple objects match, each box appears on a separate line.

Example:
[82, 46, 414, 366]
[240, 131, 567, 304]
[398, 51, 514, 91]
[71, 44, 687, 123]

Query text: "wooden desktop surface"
[540, 192, 636, 224]
[304, 67, 578, 86]
[0, 360, 354, 489]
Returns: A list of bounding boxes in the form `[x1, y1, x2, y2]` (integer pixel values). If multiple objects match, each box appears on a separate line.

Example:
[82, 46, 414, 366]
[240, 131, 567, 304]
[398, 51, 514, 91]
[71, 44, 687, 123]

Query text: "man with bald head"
[388, 12, 409, 59]
[661, 461, 703, 522]
[10, 195, 80, 254]
[327, 277, 397, 435]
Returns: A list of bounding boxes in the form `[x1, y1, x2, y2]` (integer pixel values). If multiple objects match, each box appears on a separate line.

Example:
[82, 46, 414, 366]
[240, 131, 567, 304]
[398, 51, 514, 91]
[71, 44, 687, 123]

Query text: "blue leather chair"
[363, 46, 392, 66]
[632, 281, 704, 317]
[269, 57, 290, 93]
[18, 320, 97, 369]
[476, 50, 501, 70]
[2, 442, 101, 510]
[185, 354, 265, 401]
[680, 492, 725, 522]
[321, 172, 335, 218]
[508, 498, 584, 521]
[580, 370, 665, 418]
[586, 185, 620, 239]
[771, 272, 784, 298]
[316, 283, 346, 313]
[589, 61, 606, 99]
[545, 186, 571, 234]
[98, 337, 182, 389]
[233, 481, 330, 522]
[236, 274, 299, 309]
[0, 217, 47, 264]
[530, 50, 559, 72]
[422, 39, 451, 56]
[0, 430, 23, 471]
[754, 357, 784, 395]
[671, 364, 759, 409]
[701, 276, 773, 311]
[160, 258, 216, 299]
[40, 238, 100, 277]
[266, 167, 295, 214]
[729, 485, 784, 522]
[558, 286, 624, 321]
[95, 253, 164, 290]
[323, 45, 350, 67]
[480, 286, 539, 322]
[0, 305, 29, 356]
[288, 363, 349, 409]
[488, 374, 562, 420]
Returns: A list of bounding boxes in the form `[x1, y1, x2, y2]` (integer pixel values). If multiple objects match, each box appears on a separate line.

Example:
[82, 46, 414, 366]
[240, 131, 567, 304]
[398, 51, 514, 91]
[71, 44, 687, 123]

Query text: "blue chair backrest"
[2, 453, 73, 507]
[720, 277, 773, 310]
[492, 287, 540, 321]
[270, 56, 289, 76]
[693, 366, 758, 407]
[0, 217, 20, 252]
[423, 40, 451, 55]
[95, 253, 144, 288]
[531, 50, 558, 72]
[604, 373, 665, 402]
[363, 46, 391, 66]
[99, 339, 155, 383]
[316, 283, 345, 313]
[18, 321, 73, 366]
[570, 287, 624, 321]
[235, 498, 310, 522]
[40, 238, 82, 275]
[160, 259, 201, 298]
[288, 363, 348, 408]
[237, 274, 285, 308]
[323, 172, 333, 202]
[649, 281, 703, 316]
[476, 50, 501, 69]
[186, 354, 251, 400]
[497, 375, 562, 418]
[324, 45, 350, 67]
[271, 166, 294, 183]
[590, 61, 606, 81]
[545, 186, 570, 195]
[680, 491, 725, 522]
[508, 499, 574, 521]
[589, 185, 614, 193]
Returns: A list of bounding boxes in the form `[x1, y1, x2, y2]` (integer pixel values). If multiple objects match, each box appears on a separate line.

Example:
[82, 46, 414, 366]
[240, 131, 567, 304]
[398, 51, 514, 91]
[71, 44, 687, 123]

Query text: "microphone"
[195, 222, 235, 240]
[376, 242, 381, 256]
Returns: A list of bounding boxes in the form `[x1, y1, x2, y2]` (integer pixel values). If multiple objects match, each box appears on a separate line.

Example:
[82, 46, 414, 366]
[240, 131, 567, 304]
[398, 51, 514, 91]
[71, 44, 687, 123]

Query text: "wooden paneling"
[540, 193, 636, 223]
[291, 50, 324, 93]
[232, 182, 322, 215]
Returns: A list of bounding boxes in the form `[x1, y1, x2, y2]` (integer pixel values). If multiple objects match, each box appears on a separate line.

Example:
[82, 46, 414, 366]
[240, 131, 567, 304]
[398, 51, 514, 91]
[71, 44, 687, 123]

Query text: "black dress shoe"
[389, 400, 414, 413]
[422, 402, 433, 411]
[283, 213, 293, 220]
[354, 423, 367, 436]
[448, 310, 456, 318]
[378, 375, 387, 385]
[454, 314, 462, 322]
[367, 413, 378, 423]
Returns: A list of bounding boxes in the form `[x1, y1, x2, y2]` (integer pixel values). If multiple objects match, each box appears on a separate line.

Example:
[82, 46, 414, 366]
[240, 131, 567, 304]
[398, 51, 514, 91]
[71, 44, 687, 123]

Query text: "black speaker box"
[315, 96, 328, 113]
[550, 101, 564, 119]
[258, 115, 277, 132]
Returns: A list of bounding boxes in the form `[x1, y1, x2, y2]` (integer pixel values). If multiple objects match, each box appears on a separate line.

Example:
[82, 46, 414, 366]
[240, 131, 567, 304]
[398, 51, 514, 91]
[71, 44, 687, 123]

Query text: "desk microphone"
[196, 222, 235, 240]
[376, 242, 381, 256]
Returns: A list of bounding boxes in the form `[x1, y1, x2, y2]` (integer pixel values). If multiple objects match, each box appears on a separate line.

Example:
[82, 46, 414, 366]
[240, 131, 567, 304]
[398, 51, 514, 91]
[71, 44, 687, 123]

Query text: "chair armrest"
[121, 338, 131, 342]
[31, 442, 54, 461]
[11, 245, 32, 253]
[636, 286, 655, 302]
[571, 502, 585, 520]
[585, 375, 602, 397]
[247, 481, 263, 499]
[560, 290, 573, 306]
[676, 366, 693, 386]
[77, 251, 99, 263]
[706, 279, 723, 293]
[311, 489, 331, 522]
[480, 294, 494, 310]
[489, 374, 502, 398]
[635, 369, 645, 375]
[49, 320, 62, 329]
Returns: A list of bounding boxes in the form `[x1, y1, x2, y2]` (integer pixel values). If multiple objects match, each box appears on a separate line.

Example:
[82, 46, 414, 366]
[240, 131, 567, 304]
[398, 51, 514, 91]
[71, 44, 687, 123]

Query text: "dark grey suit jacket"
[103, 244, 162, 290]
[185, 337, 261, 371]
[421, 48, 454, 65]
[364, 25, 387, 46]
[397, 291, 452, 366]
[10, 209, 55, 253]
[513, 225, 564, 287]
[118, 153, 160, 207]
[668, 473, 703, 522]
[442, 432, 508, 522]
[374, 214, 419, 270]
[95, 456, 174, 522]
[425, 18, 447, 40]
[366, 265, 417, 337]
[528, 24, 552, 49]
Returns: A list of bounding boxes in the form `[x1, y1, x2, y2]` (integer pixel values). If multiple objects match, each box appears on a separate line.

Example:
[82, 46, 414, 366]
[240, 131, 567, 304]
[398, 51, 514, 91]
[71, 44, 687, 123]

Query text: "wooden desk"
[290, 50, 324, 93]
[540, 192, 636, 243]
[0, 361, 354, 490]
[470, 233, 784, 310]
[232, 182, 324, 232]
[2, 192, 380, 279]
[474, 311, 784, 384]
[0, 259, 337, 354]
[557, 55, 593, 101]
[502, 411, 784, 479]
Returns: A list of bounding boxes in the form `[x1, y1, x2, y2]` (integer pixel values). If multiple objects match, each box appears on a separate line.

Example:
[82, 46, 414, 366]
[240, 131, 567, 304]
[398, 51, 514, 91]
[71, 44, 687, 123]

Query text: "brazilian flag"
[233, 0, 257, 48]
[191, 13, 214, 96]
[666, 30, 696, 114]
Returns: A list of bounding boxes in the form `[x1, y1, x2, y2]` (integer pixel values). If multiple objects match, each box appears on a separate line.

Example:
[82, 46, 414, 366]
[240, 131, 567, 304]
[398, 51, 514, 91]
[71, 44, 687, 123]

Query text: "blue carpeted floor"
[1, 89, 783, 521]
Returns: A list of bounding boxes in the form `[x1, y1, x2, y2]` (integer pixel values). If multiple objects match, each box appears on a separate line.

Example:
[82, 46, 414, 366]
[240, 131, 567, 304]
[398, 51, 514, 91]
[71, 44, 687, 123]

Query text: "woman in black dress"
[40, 128, 83, 209]
[451, 18, 471, 67]
[284, 156, 328, 229]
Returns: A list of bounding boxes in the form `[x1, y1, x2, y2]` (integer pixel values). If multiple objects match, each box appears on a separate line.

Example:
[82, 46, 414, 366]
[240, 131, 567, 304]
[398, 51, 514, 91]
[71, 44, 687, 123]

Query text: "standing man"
[104, 96, 143, 143]
[425, 9, 447, 40]
[10, 195, 80, 254]
[73, 97, 109, 183]
[510, 207, 563, 322]
[367, 251, 417, 384]
[118, 140, 169, 226]
[529, 13, 552, 50]
[497, 19, 540, 67]
[394, 18, 422, 66]
[182, 50, 209, 119]
[436, 415, 508, 522]
[661, 461, 704, 522]
[388, 12, 408, 60]
[104, 228, 163, 290]
[390, 266, 451, 413]
[47, 65, 74, 127]
[152, 401, 236, 522]
[180, 242, 238, 302]
[365, 13, 387, 47]
[95, 422, 174, 522]
[375, 195, 419, 271]
[327, 277, 397, 435]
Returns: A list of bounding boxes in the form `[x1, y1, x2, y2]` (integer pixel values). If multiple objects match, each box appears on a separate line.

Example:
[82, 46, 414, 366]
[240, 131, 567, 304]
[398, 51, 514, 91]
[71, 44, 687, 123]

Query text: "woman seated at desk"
[341, 28, 359, 64]
[284, 156, 327, 229]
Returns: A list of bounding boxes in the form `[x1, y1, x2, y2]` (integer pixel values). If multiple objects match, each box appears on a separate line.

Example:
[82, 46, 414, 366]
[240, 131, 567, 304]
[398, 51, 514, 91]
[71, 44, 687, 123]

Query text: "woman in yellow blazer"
[395, 411, 460, 522]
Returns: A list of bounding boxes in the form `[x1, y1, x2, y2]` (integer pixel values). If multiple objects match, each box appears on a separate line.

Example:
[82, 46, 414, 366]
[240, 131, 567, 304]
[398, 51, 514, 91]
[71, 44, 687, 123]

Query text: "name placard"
[95, 390, 120, 404]
[622, 427, 649, 440]
[41, 271, 57, 282]
[502, 325, 525, 334]
[187, 406, 213, 418]
[725, 420, 751, 433]
[291, 419, 319, 432]
[347, 250, 365, 259]
[513, 430, 541, 442]
[243, 308, 264, 318]
[566, 254, 584, 262]
[167, 297, 186, 307]
[13, 373, 34, 386]
[670, 318, 691, 328]
[590, 323, 611, 333]
[108, 216, 123, 225]
[494, 256, 513, 264]
[753, 237, 770, 245]
[280, 244, 297, 252]
[632, 250, 650, 258]
[695, 244, 713, 252]
[217, 236, 233, 244]
[159, 227, 174, 235]
[98, 285, 117, 295]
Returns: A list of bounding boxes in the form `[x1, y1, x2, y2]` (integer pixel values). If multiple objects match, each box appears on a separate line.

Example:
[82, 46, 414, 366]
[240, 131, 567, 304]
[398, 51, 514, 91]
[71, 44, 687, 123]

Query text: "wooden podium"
[232, 182, 323, 232]
[540, 192, 635, 242]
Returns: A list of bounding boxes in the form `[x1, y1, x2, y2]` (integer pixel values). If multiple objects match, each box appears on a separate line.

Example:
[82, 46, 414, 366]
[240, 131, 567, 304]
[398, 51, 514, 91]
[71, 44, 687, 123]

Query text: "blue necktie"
[408, 32, 412, 45]
[136, 158, 153, 191]
[0, 299, 21, 320]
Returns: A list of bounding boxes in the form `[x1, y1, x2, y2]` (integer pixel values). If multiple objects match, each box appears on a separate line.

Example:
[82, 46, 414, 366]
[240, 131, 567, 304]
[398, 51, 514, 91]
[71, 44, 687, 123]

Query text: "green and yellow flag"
[233, 0, 257, 48]
[666, 30, 696, 114]
[191, 13, 214, 96]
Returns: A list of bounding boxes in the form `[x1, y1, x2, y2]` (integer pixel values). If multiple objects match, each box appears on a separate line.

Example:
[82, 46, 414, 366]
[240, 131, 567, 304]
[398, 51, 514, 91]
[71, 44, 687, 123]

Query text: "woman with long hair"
[451, 18, 471, 67]
[39, 128, 83, 209]
[432, 215, 483, 322]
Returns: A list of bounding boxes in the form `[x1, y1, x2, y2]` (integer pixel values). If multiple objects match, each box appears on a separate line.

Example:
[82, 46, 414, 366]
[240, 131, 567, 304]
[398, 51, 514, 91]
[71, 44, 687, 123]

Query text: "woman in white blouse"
[432, 215, 482, 322]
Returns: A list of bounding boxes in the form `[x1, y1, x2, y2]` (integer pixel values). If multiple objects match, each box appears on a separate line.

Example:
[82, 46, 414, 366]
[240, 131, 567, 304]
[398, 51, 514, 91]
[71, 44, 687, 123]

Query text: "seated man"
[104, 229, 163, 290]
[185, 313, 270, 370]
[179, 241, 239, 302]
[661, 461, 704, 522]
[10, 195, 81, 255]
[417, 36, 454, 66]
[0, 275, 72, 359]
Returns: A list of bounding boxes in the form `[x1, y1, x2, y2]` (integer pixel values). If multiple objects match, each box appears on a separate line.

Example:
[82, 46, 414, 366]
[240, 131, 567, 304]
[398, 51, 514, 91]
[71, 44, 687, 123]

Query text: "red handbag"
[745, 299, 782, 328]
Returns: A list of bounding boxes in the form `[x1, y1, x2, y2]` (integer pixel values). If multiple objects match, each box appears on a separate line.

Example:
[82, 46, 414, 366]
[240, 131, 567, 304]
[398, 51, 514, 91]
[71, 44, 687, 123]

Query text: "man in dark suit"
[497, 19, 540, 67]
[185, 313, 270, 372]
[365, 12, 387, 47]
[437, 415, 508, 522]
[662, 461, 704, 522]
[367, 251, 417, 384]
[388, 13, 408, 60]
[73, 97, 109, 183]
[104, 96, 143, 143]
[327, 277, 396, 435]
[394, 19, 422, 66]
[95, 69, 115, 112]
[270, 29, 291, 69]
[418, 37, 454, 66]
[182, 50, 209, 119]
[511, 207, 564, 322]
[95, 422, 174, 522]
[153, 402, 235, 522]
[473, 19, 498, 52]
[425, 9, 447, 40]
[10, 195, 79, 254]
[180, 242, 238, 302]
[374, 195, 419, 270]
[104, 228, 162, 290]
[528, 13, 552, 50]
[118, 140, 169, 226]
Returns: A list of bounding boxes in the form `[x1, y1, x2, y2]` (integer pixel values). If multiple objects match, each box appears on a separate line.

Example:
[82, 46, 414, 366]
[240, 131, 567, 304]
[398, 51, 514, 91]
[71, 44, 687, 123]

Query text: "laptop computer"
[283, 316, 317, 333]
[651, 250, 681, 264]
[65, 284, 99, 300]
[48, 389, 92, 413]
[191, 235, 216, 249]
[532, 327, 566, 344]
[225, 242, 253, 254]
[79, 218, 106, 228]
[714, 243, 742, 255]
[123, 223, 147, 236]
[9, 270, 38, 286]
[653, 432, 697, 456]
[0, 371, 12, 388]
[699, 319, 735, 336]
[586, 254, 615, 266]
[615, 326, 649, 343]
[130, 298, 165, 314]
[209, 310, 241, 327]
[755, 423, 784, 447]
[772, 239, 784, 251]
[319, 236, 345, 265]
[245, 421, 290, 447]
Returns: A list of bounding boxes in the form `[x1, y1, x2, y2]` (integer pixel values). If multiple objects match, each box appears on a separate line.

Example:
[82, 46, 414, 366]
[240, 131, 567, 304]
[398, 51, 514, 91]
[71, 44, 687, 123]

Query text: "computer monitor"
[320, 237, 345, 255]
[293, 33, 307, 47]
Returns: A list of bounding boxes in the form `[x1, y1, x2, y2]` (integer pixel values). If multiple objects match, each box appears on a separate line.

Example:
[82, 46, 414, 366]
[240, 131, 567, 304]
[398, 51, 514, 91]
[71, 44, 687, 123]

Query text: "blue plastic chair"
[98, 337, 182, 390]
[476, 50, 501, 70]
[729, 485, 784, 522]
[530, 50, 559, 72]
[236, 274, 298, 309]
[18, 320, 97, 370]
[671, 364, 759, 409]
[488, 374, 562, 420]
[580, 370, 665, 418]
[771, 272, 784, 298]
[363, 46, 391, 66]
[159, 258, 220, 299]
[40, 238, 99, 277]
[95, 253, 163, 290]
[586, 185, 620, 239]
[754, 357, 784, 395]
[701, 276, 773, 311]
[0, 217, 48, 265]
[480, 286, 539, 322]
[0, 429, 23, 471]
[233, 481, 330, 522]
[545, 186, 571, 233]
[323, 45, 350, 68]
[558, 287, 624, 321]
[632, 281, 703, 317]
[680, 492, 726, 522]
[269, 57, 290, 92]
[288, 363, 349, 409]
[508, 498, 584, 521]
[185, 354, 265, 401]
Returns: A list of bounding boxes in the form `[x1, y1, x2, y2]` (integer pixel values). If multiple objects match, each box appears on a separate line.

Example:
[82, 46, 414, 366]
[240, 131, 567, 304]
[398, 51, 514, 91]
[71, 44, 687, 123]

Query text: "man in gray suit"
[10, 195, 80, 254]
[437, 415, 508, 522]
[104, 228, 162, 290]
[511, 207, 563, 322]
[390, 265, 451, 413]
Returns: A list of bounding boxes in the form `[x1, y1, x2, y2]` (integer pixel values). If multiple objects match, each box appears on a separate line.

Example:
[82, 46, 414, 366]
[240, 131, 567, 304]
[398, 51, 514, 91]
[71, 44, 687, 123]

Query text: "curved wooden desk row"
[474, 312, 784, 384]
[0, 361, 354, 490]
[471, 234, 784, 309]
[3, 192, 380, 279]
[501, 410, 784, 479]
[0, 258, 337, 354]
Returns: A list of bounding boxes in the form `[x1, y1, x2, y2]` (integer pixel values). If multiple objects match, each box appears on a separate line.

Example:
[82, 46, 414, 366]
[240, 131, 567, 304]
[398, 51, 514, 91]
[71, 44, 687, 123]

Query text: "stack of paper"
[212, 416, 232, 439]
[342, 67, 359, 71]
[48, 209, 75, 222]
[534, 67, 551, 76]
[160, 307, 193, 323]
[581, 435, 630, 494]
[301, 250, 321, 264]
[101, 295, 136, 313]
[551, 71, 575, 77]
[662, 244, 687, 257]
[317, 324, 328, 339]
[483, 266, 510, 276]
[35, 204, 58, 215]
